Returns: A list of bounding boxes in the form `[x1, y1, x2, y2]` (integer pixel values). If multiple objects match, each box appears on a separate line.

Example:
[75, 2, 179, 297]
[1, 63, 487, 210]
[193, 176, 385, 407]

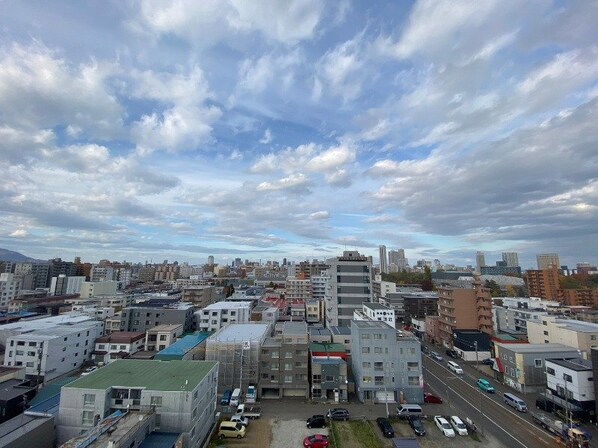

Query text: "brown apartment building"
[437, 278, 493, 347]
[562, 288, 598, 307]
[524, 266, 563, 301]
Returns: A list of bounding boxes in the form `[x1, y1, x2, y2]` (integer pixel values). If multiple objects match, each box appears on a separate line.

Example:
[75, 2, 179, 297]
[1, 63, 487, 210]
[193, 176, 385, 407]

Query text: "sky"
[0, 0, 597, 269]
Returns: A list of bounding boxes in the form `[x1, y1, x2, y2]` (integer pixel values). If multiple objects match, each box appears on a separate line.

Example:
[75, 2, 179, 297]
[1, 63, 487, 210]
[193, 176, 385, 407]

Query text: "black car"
[376, 417, 395, 438]
[327, 408, 350, 421]
[481, 358, 494, 366]
[306, 415, 327, 429]
[446, 349, 459, 359]
[408, 416, 426, 436]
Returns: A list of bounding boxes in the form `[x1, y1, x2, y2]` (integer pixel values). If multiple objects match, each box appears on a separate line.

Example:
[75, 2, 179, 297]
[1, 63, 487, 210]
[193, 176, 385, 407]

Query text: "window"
[81, 411, 94, 425]
[284, 375, 292, 383]
[407, 362, 419, 371]
[362, 376, 372, 383]
[534, 359, 543, 368]
[159, 335, 167, 341]
[546, 367, 555, 375]
[17, 341, 25, 346]
[150, 396, 162, 406]
[313, 375, 321, 383]
[362, 362, 371, 368]
[28, 342, 36, 347]
[361, 333, 370, 340]
[26, 362, 34, 368]
[408, 376, 420, 386]
[374, 362, 384, 371]
[284, 363, 292, 371]
[592, 335, 597, 341]
[325, 375, 334, 382]
[361, 347, 370, 354]
[98, 344, 105, 350]
[83, 394, 95, 406]
[373, 334, 382, 340]
[543, 331, 549, 336]
[374, 347, 382, 354]
[564, 374, 573, 383]
[374, 376, 384, 386]
[155, 414, 161, 427]
[15, 350, 23, 356]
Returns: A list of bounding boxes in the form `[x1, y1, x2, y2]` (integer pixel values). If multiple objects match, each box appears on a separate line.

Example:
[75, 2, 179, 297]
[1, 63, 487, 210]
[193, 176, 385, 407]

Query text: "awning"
[492, 357, 504, 373]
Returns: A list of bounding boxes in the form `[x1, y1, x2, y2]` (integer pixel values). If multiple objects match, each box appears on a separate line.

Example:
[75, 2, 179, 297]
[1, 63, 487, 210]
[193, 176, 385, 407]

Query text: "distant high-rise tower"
[537, 253, 560, 270]
[379, 245, 388, 274]
[501, 252, 519, 267]
[208, 256, 214, 265]
[389, 249, 407, 271]
[476, 252, 486, 271]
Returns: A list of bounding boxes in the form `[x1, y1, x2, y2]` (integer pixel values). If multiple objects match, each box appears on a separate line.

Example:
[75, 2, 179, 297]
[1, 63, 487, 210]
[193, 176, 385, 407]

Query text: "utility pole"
[564, 374, 573, 429]
[474, 341, 479, 371]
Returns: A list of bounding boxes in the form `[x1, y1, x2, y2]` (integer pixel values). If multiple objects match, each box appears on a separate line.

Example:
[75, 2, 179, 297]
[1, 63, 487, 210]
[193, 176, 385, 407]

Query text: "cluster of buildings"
[0, 247, 596, 446]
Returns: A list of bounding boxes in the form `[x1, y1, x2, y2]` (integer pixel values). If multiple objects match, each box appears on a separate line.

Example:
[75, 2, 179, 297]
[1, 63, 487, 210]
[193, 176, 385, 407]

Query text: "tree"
[484, 279, 502, 297]
[421, 266, 433, 291]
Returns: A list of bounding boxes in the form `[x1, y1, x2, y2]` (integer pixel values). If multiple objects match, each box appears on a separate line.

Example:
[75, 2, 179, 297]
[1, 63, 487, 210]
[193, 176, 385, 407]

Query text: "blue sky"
[0, 0, 597, 268]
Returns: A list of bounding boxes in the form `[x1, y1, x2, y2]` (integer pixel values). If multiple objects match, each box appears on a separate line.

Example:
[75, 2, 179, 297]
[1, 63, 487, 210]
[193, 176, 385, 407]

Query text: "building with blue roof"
[154, 332, 211, 361]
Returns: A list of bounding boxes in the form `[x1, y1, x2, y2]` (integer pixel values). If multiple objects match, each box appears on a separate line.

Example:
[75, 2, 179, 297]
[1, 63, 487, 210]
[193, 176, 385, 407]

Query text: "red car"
[303, 434, 329, 448]
[424, 393, 443, 404]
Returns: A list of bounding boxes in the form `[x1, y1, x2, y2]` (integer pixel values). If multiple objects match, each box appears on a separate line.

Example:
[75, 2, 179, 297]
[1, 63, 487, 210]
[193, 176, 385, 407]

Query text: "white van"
[397, 404, 423, 419]
[503, 393, 527, 412]
[447, 361, 463, 374]
[230, 388, 241, 407]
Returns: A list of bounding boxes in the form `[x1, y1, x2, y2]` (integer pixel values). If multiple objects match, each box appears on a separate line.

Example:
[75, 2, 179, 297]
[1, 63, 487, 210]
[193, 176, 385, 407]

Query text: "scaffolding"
[206, 337, 261, 393]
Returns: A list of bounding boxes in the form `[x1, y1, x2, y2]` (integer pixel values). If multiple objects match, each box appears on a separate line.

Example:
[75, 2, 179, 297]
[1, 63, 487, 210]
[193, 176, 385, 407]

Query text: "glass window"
[81, 411, 94, 425]
[83, 394, 95, 406]
[150, 396, 162, 406]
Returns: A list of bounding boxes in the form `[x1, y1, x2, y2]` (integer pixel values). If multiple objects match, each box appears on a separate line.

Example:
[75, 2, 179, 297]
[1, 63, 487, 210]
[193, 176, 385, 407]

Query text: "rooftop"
[279, 321, 307, 335]
[208, 323, 271, 343]
[7, 320, 102, 340]
[363, 302, 391, 310]
[147, 324, 183, 333]
[200, 301, 252, 310]
[0, 379, 35, 401]
[139, 432, 182, 448]
[155, 332, 211, 357]
[495, 342, 581, 354]
[351, 320, 394, 330]
[310, 342, 346, 353]
[65, 359, 217, 391]
[546, 358, 593, 372]
[96, 331, 145, 344]
[329, 326, 351, 336]
[552, 319, 598, 333]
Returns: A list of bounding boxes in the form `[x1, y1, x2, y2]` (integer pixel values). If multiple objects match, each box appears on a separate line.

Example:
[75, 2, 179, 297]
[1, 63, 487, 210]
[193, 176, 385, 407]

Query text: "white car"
[434, 416, 456, 438]
[230, 415, 249, 427]
[81, 366, 98, 376]
[450, 416, 468, 436]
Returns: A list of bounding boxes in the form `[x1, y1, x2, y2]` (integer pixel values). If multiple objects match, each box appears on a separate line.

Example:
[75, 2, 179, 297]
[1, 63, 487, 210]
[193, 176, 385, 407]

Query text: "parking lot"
[209, 415, 503, 448]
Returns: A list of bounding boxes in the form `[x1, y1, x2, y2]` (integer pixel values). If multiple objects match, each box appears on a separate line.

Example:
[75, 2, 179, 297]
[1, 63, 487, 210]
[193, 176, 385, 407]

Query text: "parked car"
[230, 414, 249, 427]
[327, 408, 349, 421]
[303, 434, 329, 448]
[81, 366, 98, 376]
[306, 415, 327, 429]
[218, 421, 246, 439]
[477, 378, 495, 393]
[446, 349, 459, 359]
[376, 417, 395, 438]
[424, 393, 443, 404]
[481, 358, 494, 366]
[434, 416, 456, 438]
[430, 351, 443, 361]
[220, 389, 232, 405]
[408, 416, 426, 436]
[450, 416, 468, 436]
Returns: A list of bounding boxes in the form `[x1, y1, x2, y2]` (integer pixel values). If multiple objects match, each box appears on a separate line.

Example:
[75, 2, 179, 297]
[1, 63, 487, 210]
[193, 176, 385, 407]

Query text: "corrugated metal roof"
[154, 333, 211, 359]
[138, 432, 181, 448]
[65, 359, 217, 391]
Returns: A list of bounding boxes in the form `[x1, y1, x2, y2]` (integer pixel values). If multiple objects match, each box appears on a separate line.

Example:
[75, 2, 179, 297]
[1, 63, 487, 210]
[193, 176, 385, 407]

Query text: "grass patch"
[348, 420, 384, 448]
[330, 421, 342, 448]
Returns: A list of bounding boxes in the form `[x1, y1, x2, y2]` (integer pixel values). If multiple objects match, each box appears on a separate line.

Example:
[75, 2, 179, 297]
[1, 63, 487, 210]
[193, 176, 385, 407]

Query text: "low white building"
[3, 318, 104, 381]
[353, 302, 396, 329]
[145, 324, 182, 352]
[93, 331, 146, 364]
[544, 358, 594, 420]
[79, 281, 118, 299]
[196, 301, 252, 332]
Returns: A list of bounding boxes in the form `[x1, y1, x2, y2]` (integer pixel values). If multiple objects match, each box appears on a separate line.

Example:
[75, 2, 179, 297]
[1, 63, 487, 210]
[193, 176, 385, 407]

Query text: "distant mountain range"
[0, 248, 38, 262]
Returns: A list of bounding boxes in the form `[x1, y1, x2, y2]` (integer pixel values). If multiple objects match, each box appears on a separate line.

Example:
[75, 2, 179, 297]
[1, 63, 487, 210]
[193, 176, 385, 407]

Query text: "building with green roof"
[57, 359, 218, 448]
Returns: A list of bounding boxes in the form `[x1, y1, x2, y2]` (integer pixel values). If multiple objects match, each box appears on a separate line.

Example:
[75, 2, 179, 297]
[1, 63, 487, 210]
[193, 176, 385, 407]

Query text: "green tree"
[421, 266, 433, 291]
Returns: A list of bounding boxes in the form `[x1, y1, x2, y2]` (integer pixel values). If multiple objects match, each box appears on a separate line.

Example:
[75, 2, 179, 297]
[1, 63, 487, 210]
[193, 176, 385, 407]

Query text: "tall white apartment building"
[50, 275, 85, 296]
[3, 318, 104, 381]
[79, 281, 118, 298]
[196, 301, 252, 332]
[325, 251, 373, 328]
[90, 266, 115, 282]
[311, 274, 329, 300]
[0, 273, 22, 308]
[537, 253, 561, 270]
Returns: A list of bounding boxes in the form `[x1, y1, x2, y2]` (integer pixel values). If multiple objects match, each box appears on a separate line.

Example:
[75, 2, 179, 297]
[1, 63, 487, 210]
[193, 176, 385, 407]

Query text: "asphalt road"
[422, 352, 557, 448]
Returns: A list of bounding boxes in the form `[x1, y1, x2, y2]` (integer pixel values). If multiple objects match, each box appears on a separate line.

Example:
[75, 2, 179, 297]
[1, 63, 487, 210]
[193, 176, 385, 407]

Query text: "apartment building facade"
[258, 321, 309, 399]
[325, 251, 373, 328]
[524, 266, 563, 301]
[196, 301, 251, 332]
[57, 359, 218, 447]
[527, 316, 598, 357]
[351, 320, 423, 403]
[437, 279, 493, 347]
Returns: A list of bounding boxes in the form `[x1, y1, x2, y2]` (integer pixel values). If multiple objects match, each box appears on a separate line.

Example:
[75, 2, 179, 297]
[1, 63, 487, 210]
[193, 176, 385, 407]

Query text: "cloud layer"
[0, 1, 596, 267]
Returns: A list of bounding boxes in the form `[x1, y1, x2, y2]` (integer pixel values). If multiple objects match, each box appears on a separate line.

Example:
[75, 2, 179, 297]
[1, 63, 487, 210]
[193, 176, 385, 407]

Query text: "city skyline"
[1, 2, 597, 267]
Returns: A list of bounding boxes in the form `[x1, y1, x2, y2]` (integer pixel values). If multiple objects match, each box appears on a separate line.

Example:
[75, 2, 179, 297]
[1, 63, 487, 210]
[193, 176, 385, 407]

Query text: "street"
[423, 355, 555, 448]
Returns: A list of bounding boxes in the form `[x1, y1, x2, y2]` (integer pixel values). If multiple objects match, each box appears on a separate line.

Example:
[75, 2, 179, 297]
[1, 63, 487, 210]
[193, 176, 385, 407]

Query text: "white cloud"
[257, 173, 310, 192]
[0, 42, 123, 138]
[9, 229, 28, 238]
[306, 145, 355, 171]
[309, 211, 330, 220]
[316, 34, 365, 101]
[259, 128, 273, 144]
[136, 0, 324, 44]
[324, 169, 352, 188]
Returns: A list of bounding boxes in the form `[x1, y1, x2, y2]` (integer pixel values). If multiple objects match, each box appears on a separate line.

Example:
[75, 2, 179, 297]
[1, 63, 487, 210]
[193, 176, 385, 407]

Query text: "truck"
[236, 403, 262, 419]
[531, 412, 590, 447]
[246, 385, 256, 404]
